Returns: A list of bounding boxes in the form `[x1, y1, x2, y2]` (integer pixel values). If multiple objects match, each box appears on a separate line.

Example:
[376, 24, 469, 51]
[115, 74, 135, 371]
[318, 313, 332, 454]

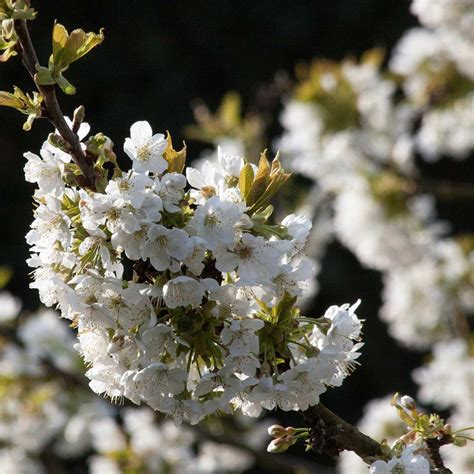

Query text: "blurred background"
[0, 1, 472, 471]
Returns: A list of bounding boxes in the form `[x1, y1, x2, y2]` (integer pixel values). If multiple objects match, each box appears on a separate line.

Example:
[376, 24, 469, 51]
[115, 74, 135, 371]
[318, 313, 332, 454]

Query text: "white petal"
[130, 121, 153, 144]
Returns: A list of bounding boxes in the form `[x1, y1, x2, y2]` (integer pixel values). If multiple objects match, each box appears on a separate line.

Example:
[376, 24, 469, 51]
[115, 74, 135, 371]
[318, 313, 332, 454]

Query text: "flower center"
[106, 208, 121, 221]
[236, 244, 253, 259]
[118, 180, 131, 192]
[137, 145, 151, 162]
[201, 185, 216, 199]
[156, 235, 169, 247]
[204, 213, 220, 227]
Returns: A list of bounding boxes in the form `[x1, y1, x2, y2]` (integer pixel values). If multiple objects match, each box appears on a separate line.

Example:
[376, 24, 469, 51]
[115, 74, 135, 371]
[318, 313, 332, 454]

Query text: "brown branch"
[426, 435, 453, 474]
[418, 179, 474, 202]
[13, 18, 98, 190]
[303, 403, 382, 461]
[450, 306, 471, 344]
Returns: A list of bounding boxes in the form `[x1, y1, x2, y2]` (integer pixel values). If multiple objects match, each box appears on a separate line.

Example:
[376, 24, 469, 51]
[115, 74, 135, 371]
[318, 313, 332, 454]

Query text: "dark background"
[1, 1, 461, 470]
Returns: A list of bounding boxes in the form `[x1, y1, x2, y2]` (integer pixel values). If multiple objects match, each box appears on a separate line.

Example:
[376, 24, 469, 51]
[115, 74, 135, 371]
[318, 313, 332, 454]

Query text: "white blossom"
[124, 121, 168, 174]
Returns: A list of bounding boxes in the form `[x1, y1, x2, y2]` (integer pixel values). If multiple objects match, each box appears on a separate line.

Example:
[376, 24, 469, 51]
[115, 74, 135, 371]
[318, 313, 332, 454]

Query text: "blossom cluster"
[24, 118, 363, 424]
[275, 0, 474, 349]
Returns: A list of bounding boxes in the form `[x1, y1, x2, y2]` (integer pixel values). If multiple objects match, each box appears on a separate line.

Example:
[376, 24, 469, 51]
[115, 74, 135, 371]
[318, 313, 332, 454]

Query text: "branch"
[303, 403, 382, 461]
[13, 18, 98, 189]
[418, 179, 474, 202]
[426, 435, 453, 474]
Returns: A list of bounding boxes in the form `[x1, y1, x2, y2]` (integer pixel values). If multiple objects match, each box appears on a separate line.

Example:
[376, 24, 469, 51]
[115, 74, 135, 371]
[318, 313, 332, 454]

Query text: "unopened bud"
[443, 424, 452, 434]
[72, 105, 85, 133]
[400, 395, 416, 411]
[267, 437, 289, 453]
[48, 133, 71, 153]
[267, 424, 286, 438]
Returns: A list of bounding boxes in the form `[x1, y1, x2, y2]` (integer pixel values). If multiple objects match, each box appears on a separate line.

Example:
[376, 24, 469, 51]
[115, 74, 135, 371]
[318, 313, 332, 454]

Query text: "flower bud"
[443, 424, 452, 434]
[267, 424, 286, 437]
[72, 105, 85, 133]
[400, 395, 416, 411]
[267, 437, 289, 453]
[48, 132, 71, 153]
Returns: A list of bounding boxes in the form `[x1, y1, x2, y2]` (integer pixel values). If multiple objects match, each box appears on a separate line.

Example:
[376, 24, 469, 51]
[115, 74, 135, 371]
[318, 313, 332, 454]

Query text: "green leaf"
[74, 28, 104, 62]
[246, 151, 270, 206]
[238, 162, 254, 199]
[0, 90, 22, 108]
[40, 23, 104, 95]
[248, 155, 291, 215]
[52, 22, 68, 59]
[52, 23, 104, 72]
[0, 86, 43, 130]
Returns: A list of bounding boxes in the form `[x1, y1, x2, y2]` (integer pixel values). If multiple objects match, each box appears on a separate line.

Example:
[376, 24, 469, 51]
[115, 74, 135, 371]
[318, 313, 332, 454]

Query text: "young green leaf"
[239, 162, 254, 199]
[0, 86, 43, 130]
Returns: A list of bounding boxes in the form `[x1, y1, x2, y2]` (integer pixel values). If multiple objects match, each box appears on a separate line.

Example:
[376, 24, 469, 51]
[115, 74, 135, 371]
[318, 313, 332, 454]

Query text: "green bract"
[239, 151, 291, 216]
[35, 22, 104, 95]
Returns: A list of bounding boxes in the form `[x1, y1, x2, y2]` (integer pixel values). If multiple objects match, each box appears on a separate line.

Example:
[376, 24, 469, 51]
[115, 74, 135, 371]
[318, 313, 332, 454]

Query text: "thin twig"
[13, 18, 97, 189]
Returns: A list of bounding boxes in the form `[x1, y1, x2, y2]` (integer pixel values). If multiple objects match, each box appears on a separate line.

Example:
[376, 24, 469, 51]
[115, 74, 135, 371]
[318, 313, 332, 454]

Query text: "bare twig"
[13, 18, 98, 189]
